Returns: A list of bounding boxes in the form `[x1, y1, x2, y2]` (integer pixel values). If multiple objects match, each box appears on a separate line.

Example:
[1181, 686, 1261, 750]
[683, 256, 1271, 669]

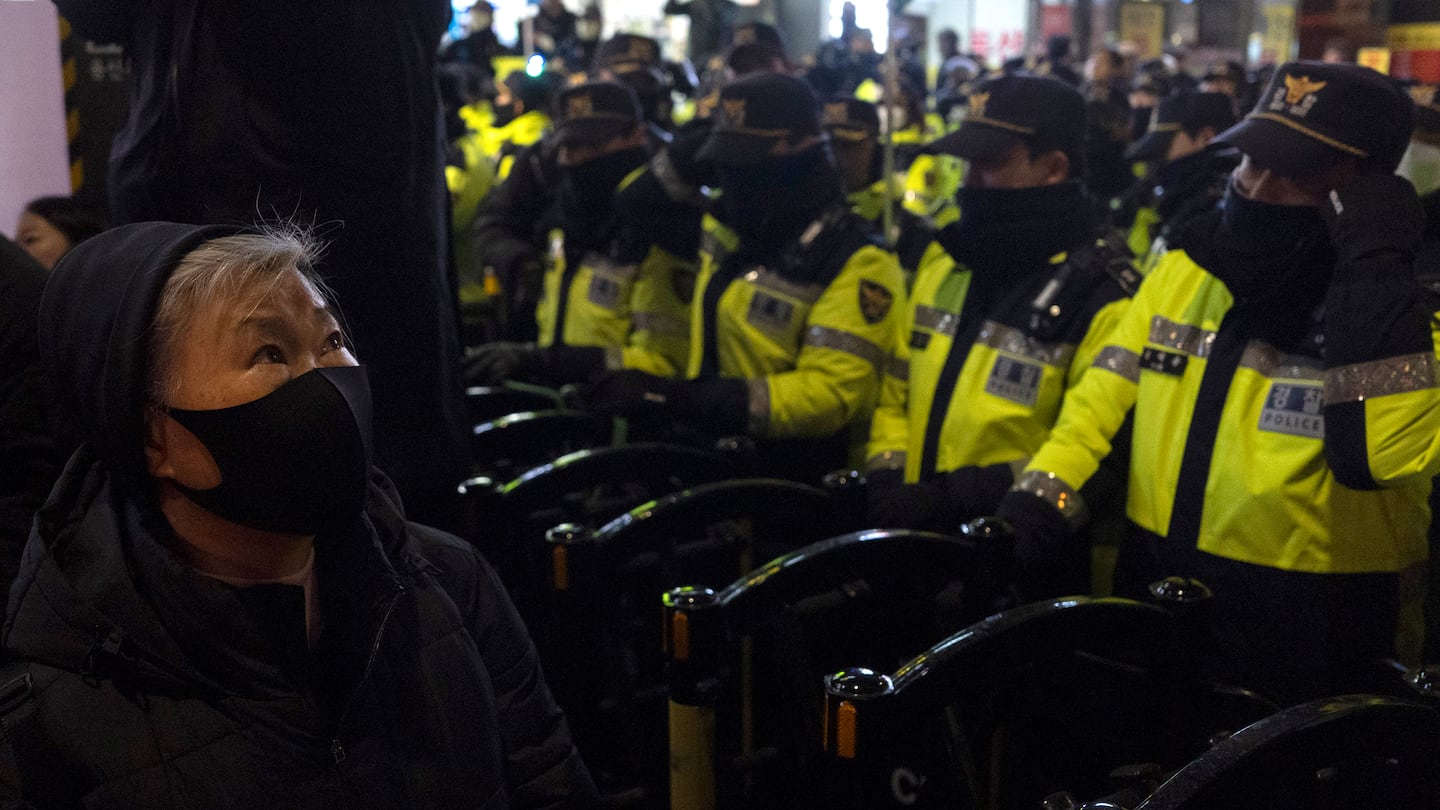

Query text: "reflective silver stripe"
[1237, 341, 1322, 381]
[1093, 346, 1141, 383]
[747, 377, 770, 436]
[975, 320, 1074, 367]
[587, 256, 639, 282]
[1324, 352, 1438, 403]
[743, 267, 826, 304]
[1011, 470, 1088, 527]
[803, 325, 885, 367]
[885, 353, 909, 382]
[650, 150, 706, 206]
[865, 450, 906, 472]
[914, 305, 960, 338]
[603, 346, 624, 371]
[631, 311, 689, 336]
[1148, 315, 1215, 358]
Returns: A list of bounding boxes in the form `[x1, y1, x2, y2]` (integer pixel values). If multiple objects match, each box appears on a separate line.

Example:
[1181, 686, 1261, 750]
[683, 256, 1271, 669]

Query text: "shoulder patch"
[859, 280, 894, 324]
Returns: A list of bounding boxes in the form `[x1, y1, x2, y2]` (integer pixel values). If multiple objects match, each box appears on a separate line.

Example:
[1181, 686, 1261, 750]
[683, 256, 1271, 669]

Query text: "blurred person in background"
[14, 195, 105, 271]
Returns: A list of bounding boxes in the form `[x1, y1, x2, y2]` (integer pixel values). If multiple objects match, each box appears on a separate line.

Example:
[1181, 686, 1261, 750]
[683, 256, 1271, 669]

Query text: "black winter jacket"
[0, 452, 596, 808]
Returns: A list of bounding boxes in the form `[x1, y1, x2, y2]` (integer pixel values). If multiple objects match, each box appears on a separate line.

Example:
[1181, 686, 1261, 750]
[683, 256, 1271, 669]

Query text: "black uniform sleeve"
[0, 239, 58, 584]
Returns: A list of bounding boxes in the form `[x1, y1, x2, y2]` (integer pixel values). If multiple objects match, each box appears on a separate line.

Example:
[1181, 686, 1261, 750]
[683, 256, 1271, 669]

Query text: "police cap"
[553, 80, 643, 147]
[729, 22, 787, 61]
[925, 74, 1085, 170]
[1214, 61, 1413, 176]
[822, 96, 879, 141]
[594, 33, 663, 76]
[1126, 91, 1237, 161]
[696, 72, 822, 167]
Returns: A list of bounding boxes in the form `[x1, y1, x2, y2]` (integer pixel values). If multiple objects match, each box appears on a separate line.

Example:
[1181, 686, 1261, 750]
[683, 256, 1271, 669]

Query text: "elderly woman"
[0, 222, 596, 807]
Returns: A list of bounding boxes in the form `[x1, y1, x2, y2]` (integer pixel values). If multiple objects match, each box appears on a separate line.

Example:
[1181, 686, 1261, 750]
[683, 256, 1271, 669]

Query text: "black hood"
[39, 222, 240, 498]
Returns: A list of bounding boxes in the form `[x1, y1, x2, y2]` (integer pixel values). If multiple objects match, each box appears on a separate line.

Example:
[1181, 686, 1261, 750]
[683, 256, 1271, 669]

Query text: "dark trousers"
[1114, 524, 1400, 707]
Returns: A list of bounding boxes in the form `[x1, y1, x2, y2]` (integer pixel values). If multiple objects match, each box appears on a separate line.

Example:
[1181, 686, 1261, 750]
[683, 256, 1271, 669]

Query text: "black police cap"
[925, 74, 1085, 168]
[823, 96, 880, 141]
[553, 80, 643, 147]
[1214, 61, 1414, 176]
[697, 72, 821, 167]
[1126, 91, 1238, 162]
[594, 33, 663, 76]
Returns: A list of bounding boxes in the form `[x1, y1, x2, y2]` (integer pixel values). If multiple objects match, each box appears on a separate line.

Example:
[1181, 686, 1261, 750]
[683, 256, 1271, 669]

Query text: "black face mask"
[1213, 178, 1329, 304]
[559, 145, 647, 250]
[165, 365, 373, 535]
[945, 181, 1092, 275]
[718, 146, 840, 256]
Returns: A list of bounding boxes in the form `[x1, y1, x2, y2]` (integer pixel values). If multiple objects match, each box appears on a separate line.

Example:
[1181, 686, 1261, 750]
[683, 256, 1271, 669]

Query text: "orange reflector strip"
[672, 610, 690, 662]
[837, 701, 858, 759]
[551, 546, 568, 591]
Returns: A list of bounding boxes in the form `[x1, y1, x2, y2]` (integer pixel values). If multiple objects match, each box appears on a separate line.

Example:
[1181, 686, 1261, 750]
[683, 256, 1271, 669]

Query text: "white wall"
[0, 1, 69, 240]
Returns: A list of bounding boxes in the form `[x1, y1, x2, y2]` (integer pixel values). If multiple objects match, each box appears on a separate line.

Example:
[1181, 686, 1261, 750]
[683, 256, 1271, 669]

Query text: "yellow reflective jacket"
[484, 110, 551, 180]
[687, 207, 907, 440]
[535, 171, 694, 377]
[1020, 244, 1440, 575]
[867, 232, 1137, 483]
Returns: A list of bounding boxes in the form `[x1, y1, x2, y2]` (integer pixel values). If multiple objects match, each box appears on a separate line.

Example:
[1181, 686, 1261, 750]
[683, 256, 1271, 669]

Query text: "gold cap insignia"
[734, 26, 756, 45]
[967, 91, 990, 119]
[824, 101, 850, 126]
[722, 98, 746, 127]
[566, 93, 594, 119]
[1283, 74, 1327, 105]
[1411, 84, 1439, 108]
[630, 39, 656, 61]
[859, 280, 894, 325]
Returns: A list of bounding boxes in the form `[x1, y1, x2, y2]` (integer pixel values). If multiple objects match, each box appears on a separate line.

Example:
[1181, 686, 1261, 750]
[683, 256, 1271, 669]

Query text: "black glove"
[579, 372, 749, 434]
[866, 464, 1015, 532]
[579, 370, 683, 419]
[464, 341, 540, 386]
[1322, 172, 1425, 266]
[865, 468, 939, 529]
[993, 488, 1078, 601]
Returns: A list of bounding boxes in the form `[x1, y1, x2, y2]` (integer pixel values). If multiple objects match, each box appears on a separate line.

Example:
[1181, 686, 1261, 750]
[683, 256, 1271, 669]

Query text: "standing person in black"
[52, 0, 473, 535]
[0, 221, 597, 806]
[0, 235, 58, 598]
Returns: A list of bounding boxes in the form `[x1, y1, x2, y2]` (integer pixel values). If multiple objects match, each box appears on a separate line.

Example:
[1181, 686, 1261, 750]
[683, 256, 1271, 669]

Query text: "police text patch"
[1141, 346, 1188, 376]
[1258, 382, 1324, 439]
[588, 274, 622, 309]
[747, 292, 795, 331]
[985, 356, 1042, 407]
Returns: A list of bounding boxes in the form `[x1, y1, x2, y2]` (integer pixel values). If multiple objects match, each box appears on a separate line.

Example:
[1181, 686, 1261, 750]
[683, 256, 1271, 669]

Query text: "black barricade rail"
[538, 477, 843, 807]
[464, 383, 564, 423]
[470, 409, 617, 482]
[820, 596, 1277, 810]
[664, 529, 999, 810]
[1130, 695, 1440, 810]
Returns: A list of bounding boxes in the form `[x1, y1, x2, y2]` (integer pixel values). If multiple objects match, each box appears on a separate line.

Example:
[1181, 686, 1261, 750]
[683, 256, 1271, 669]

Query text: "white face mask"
[1397, 139, 1440, 198]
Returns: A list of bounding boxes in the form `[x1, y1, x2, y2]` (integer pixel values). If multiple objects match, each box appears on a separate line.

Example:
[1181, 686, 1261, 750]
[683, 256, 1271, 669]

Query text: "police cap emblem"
[859, 280, 893, 325]
[1282, 74, 1327, 105]
[967, 91, 990, 119]
[722, 98, 746, 127]
[567, 93, 594, 120]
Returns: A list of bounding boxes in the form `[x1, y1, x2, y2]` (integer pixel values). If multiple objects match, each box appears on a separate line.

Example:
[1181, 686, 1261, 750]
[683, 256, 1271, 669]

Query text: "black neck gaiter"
[944, 181, 1094, 275]
[1209, 179, 1331, 306]
[718, 146, 843, 262]
[559, 146, 648, 253]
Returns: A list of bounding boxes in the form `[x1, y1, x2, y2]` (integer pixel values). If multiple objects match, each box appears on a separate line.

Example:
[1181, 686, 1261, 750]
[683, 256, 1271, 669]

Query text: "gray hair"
[147, 224, 334, 404]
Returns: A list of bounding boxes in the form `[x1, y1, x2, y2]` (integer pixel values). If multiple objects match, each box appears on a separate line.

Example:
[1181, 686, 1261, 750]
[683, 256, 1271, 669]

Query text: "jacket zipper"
[329, 587, 404, 766]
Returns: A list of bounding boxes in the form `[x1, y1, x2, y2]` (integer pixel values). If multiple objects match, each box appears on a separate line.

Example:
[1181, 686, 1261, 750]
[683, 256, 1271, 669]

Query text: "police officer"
[465, 81, 693, 386]
[591, 33, 676, 141]
[997, 62, 1435, 704]
[584, 72, 907, 483]
[824, 97, 887, 223]
[865, 75, 1138, 597]
[1116, 91, 1238, 266]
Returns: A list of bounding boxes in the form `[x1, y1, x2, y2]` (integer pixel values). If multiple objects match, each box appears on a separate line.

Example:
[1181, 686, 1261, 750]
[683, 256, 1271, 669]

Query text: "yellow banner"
[1390, 22, 1440, 53]
[1119, 2, 1165, 60]
[1357, 47, 1391, 74]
